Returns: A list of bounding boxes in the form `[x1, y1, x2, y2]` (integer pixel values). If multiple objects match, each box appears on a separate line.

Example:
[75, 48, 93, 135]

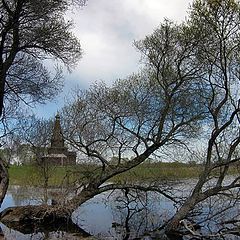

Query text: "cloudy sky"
[36, 0, 193, 118]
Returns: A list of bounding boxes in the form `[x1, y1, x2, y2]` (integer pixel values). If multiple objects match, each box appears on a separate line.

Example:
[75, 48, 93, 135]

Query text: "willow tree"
[165, 0, 240, 237]
[3, 1, 240, 239]
[57, 17, 209, 209]
[0, 16, 207, 230]
[56, 0, 240, 237]
[0, 0, 85, 205]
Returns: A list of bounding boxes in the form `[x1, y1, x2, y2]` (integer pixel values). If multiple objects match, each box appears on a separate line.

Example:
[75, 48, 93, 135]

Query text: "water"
[72, 191, 175, 239]
[0, 185, 175, 240]
[1, 182, 240, 240]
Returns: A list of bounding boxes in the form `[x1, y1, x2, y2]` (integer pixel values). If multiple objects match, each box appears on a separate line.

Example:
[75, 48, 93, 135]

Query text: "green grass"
[111, 162, 203, 183]
[9, 165, 34, 185]
[8, 163, 102, 187]
[8, 162, 239, 187]
[8, 162, 203, 187]
[9, 165, 80, 186]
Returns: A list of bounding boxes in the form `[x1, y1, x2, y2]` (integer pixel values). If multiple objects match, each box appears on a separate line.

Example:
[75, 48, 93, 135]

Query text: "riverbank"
[8, 161, 238, 187]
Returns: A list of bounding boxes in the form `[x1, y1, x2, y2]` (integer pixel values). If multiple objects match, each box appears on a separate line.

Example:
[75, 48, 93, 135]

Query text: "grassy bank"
[9, 165, 82, 186]
[111, 162, 202, 183]
[8, 162, 204, 187]
[9, 162, 238, 187]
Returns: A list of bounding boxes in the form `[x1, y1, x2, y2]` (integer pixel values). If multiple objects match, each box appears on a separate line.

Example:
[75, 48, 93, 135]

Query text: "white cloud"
[35, 0, 193, 118]
[70, 0, 192, 85]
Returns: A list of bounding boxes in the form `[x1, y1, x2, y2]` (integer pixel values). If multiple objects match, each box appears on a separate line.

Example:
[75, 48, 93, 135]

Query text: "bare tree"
[0, 18, 207, 229]
[15, 115, 57, 202]
[3, 2, 240, 239]
[164, 0, 240, 238]
[59, 1, 240, 237]
[60, 19, 206, 210]
[0, 0, 85, 205]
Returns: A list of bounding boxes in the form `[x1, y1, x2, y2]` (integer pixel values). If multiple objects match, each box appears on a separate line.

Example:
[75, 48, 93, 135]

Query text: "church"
[43, 114, 76, 166]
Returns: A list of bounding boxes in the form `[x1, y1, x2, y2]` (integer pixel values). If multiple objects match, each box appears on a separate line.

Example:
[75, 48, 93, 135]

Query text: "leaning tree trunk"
[165, 170, 210, 236]
[0, 158, 8, 207]
[165, 196, 198, 237]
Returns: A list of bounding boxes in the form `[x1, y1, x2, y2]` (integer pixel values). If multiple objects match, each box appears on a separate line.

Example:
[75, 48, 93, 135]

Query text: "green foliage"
[0, 0, 84, 118]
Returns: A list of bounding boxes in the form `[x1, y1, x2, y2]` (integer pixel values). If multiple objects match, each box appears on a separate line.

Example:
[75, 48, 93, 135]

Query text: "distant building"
[43, 114, 76, 166]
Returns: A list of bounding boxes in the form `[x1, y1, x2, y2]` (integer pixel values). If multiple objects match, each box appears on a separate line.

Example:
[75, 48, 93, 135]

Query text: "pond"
[1, 186, 174, 240]
[0, 181, 239, 240]
[0, 185, 176, 240]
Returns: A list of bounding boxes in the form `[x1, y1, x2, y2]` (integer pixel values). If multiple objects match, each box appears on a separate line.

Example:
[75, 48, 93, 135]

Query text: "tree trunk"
[165, 196, 198, 237]
[0, 158, 8, 207]
[0, 73, 4, 117]
[0, 71, 9, 205]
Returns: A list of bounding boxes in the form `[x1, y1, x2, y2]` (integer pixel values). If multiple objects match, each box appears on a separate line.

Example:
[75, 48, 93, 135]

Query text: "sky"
[35, 0, 193, 118]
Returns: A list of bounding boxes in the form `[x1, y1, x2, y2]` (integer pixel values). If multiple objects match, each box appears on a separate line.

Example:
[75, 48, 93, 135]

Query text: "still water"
[0, 181, 239, 240]
[0, 185, 176, 240]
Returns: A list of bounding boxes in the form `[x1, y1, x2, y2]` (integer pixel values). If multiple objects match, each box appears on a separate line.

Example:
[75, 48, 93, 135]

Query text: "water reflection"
[73, 188, 174, 239]
[0, 185, 175, 240]
[2, 182, 239, 239]
[1, 225, 91, 240]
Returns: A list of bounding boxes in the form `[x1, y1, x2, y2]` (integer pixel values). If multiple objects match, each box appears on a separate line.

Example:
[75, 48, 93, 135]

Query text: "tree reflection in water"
[73, 188, 173, 239]
[1, 183, 240, 239]
[111, 189, 155, 239]
[0, 186, 174, 239]
[109, 188, 173, 239]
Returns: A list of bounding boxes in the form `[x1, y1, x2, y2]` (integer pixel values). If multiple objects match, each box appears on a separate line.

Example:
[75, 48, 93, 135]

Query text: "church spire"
[45, 113, 76, 165]
[50, 113, 64, 148]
